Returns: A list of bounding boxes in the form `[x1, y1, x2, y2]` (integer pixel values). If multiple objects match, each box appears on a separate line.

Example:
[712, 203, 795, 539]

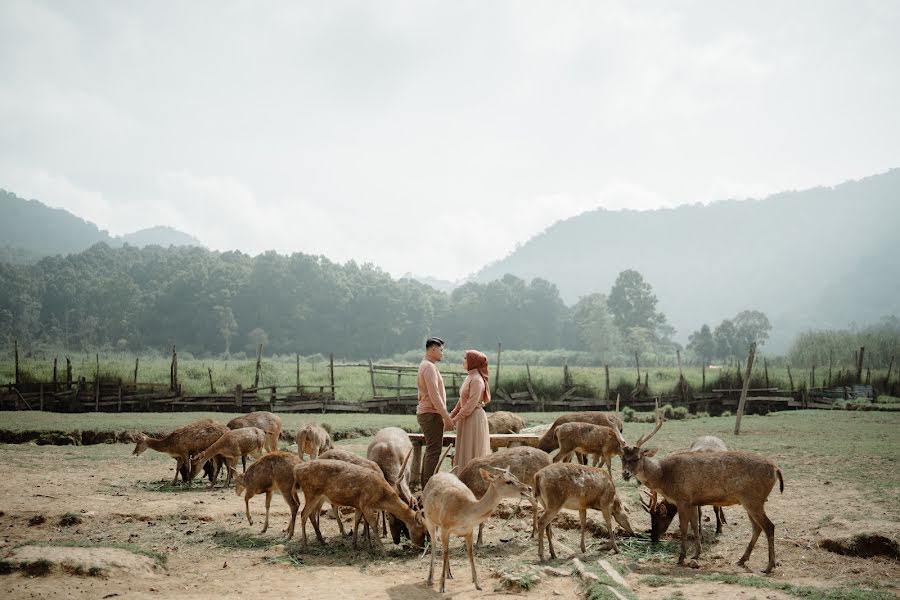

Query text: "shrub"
[721, 410, 732, 418]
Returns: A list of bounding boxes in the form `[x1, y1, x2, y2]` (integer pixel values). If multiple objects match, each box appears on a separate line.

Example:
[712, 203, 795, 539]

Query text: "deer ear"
[478, 468, 493, 480]
[642, 447, 659, 458]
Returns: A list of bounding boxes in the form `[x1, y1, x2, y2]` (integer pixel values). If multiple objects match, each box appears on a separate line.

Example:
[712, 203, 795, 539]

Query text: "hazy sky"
[2, 1, 898, 281]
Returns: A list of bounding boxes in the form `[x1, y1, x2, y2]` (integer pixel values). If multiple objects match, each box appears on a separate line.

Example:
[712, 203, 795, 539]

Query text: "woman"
[450, 349, 492, 470]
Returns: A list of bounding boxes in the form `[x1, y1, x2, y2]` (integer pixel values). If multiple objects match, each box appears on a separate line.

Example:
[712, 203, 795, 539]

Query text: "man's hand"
[443, 416, 454, 430]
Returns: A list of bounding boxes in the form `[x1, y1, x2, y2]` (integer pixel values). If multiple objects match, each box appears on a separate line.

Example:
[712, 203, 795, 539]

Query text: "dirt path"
[1, 441, 898, 599]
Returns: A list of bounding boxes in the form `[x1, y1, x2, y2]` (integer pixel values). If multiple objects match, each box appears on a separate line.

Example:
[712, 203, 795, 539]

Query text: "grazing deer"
[190, 426, 269, 487]
[622, 411, 784, 573]
[537, 397, 623, 456]
[317, 448, 383, 538]
[293, 453, 425, 552]
[642, 436, 729, 543]
[487, 411, 525, 434]
[455, 446, 551, 544]
[132, 419, 228, 485]
[367, 427, 416, 543]
[533, 462, 633, 560]
[295, 424, 333, 461]
[231, 451, 302, 538]
[552, 421, 626, 478]
[422, 468, 533, 593]
[228, 411, 282, 469]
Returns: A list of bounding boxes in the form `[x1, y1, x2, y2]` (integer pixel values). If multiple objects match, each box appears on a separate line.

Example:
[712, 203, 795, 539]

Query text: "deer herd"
[131, 402, 785, 592]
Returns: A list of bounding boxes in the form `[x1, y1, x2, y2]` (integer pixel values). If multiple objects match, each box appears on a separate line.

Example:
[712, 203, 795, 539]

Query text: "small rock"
[688, 560, 700, 569]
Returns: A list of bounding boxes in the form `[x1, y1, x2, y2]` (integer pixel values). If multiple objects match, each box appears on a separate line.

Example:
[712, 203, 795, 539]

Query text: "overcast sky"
[2, 1, 898, 281]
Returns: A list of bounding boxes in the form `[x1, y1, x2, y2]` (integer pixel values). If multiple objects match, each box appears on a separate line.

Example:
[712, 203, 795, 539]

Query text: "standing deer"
[231, 451, 302, 538]
[422, 468, 533, 593]
[295, 423, 333, 461]
[367, 427, 416, 543]
[533, 462, 633, 560]
[190, 426, 269, 487]
[317, 448, 383, 538]
[537, 411, 623, 453]
[227, 410, 282, 452]
[487, 411, 525, 434]
[132, 419, 228, 485]
[552, 421, 626, 477]
[642, 436, 729, 543]
[622, 411, 784, 573]
[455, 446, 550, 544]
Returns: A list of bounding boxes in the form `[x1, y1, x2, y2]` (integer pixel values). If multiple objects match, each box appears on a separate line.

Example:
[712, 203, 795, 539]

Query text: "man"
[416, 336, 454, 488]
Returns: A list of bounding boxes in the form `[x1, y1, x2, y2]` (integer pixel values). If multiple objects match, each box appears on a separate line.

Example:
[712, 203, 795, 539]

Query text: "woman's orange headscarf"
[464, 349, 491, 405]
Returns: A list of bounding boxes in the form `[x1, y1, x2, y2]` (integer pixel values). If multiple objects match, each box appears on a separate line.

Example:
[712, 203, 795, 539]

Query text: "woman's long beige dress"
[451, 371, 491, 470]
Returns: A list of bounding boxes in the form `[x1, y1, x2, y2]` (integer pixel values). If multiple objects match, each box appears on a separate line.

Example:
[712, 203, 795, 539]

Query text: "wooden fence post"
[368, 359, 377, 398]
[52, 357, 58, 391]
[856, 347, 865, 383]
[786, 364, 794, 392]
[270, 385, 276, 412]
[828, 349, 833, 388]
[66, 356, 72, 388]
[235, 384, 243, 411]
[604, 364, 610, 402]
[885, 355, 895, 390]
[95, 353, 101, 412]
[734, 342, 756, 436]
[40, 383, 44, 411]
[811, 365, 816, 389]
[170, 346, 177, 391]
[14, 339, 20, 385]
[676, 350, 687, 402]
[118, 384, 122, 412]
[208, 367, 215, 393]
[134, 357, 139, 386]
[634, 352, 641, 387]
[494, 342, 502, 394]
[701, 363, 706, 392]
[296, 354, 301, 392]
[254, 344, 263, 388]
[763, 358, 769, 389]
[328, 353, 335, 410]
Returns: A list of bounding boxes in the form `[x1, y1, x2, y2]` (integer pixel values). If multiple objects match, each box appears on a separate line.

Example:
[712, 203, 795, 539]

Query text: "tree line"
[0, 242, 828, 363]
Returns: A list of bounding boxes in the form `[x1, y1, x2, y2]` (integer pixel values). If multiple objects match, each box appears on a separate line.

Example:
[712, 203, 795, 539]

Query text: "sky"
[1, 1, 899, 281]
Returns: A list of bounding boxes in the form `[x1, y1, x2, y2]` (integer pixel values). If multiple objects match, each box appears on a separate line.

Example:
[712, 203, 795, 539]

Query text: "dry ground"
[1, 411, 898, 599]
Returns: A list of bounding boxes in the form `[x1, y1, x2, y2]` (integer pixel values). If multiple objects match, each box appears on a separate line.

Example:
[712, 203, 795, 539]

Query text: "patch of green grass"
[642, 575, 680, 588]
[613, 534, 680, 562]
[662, 593, 686, 600]
[699, 573, 895, 600]
[494, 562, 543, 591]
[138, 479, 210, 493]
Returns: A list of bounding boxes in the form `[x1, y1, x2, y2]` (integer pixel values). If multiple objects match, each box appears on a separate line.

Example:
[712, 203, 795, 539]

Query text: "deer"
[367, 427, 416, 543]
[537, 397, 623, 466]
[455, 446, 551, 544]
[132, 419, 228, 485]
[422, 467, 533, 593]
[317, 448, 383, 538]
[487, 411, 526, 434]
[552, 421, 626, 478]
[641, 435, 729, 543]
[533, 462, 633, 561]
[231, 451, 303, 538]
[621, 409, 784, 573]
[295, 423, 333, 461]
[190, 426, 269, 487]
[292, 452, 426, 552]
[227, 410, 282, 470]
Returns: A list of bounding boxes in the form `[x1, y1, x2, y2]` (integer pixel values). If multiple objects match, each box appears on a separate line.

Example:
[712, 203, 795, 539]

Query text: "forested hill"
[0, 190, 202, 263]
[472, 170, 900, 350]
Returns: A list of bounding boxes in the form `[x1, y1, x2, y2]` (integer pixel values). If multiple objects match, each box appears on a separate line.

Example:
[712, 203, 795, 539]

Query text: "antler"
[634, 398, 664, 447]
[434, 442, 454, 476]
[613, 393, 627, 445]
[396, 446, 414, 494]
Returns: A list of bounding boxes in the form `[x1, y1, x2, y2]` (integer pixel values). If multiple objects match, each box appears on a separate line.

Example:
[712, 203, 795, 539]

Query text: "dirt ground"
[1, 439, 898, 600]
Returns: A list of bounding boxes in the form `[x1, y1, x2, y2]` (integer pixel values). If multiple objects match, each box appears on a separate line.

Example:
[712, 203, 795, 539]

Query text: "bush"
[721, 410, 732, 418]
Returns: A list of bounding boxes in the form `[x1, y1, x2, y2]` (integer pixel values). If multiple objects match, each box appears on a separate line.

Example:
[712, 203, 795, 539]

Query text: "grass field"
[3, 351, 893, 402]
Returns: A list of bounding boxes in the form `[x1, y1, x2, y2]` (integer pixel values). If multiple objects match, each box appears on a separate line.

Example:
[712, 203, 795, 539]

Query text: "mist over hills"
[0, 190, 203, 263]
[472, 170, 900, 351]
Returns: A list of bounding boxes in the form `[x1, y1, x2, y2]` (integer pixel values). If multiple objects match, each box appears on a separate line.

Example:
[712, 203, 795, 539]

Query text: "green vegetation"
[210, 529, 282, 550]
[699, 573, 895, 600]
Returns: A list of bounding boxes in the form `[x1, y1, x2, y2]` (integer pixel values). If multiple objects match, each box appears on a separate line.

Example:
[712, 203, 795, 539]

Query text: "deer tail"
[776, 467, 784, 493]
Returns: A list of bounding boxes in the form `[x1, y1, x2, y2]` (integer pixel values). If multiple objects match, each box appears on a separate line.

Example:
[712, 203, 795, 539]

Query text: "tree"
[733, 310, 772, 348]
[572, 293, 619, 361]
[713, 319, 738, 361]
[687, 324, 716, 365]
[608, 269, 668, 336]
[213, 305, 239, 355]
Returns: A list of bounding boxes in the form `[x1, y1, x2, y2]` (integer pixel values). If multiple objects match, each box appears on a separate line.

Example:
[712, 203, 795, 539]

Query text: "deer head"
[480, 467, 533, 500]
[132, 434, 150, 456]
[621, 400, 664, 482]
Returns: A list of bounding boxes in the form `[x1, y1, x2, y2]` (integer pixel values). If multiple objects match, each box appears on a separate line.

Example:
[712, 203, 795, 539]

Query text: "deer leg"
[382, 511, 387, 537]
[283, 489, 299, 540]
[601, 507, 618, 553]
[261, 490, 273, 534]
[332, 503, 346, 536]
[173, 457, 184, 486]
[579, 508, 588, 554]
[552, 450, 570, 464]
[676, 508, 690, 564]
[465, 532, 481, 590]
[688, 504, 702, 559]
[738, 515, 762, 568]
[244, 492, 254, 525]
[715, 506, 725, 533]
[476, 522, 484, 546]
[745, 506, 776, 573]
[310, 499, 326, 544]
[299, 499, 314, 549]
[537, 508, 559, 561]
[440, 528, 451, 593]
[241, 454, 247, 472]
[364, 510, 384, 554]
[426, 522, 438, 586]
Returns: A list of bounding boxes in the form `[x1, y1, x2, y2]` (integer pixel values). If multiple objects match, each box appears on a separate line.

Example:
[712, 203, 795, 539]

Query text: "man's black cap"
[425, 336, 445, 349]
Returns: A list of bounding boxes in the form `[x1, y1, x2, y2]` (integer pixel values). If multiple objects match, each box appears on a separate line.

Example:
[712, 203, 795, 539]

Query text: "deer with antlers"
[622, 406, 784, 573]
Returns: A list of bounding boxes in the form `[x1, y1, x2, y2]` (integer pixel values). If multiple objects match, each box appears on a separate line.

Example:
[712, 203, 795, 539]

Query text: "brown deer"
[295, 423, 333, 461]
[552, 421, 626, 477]
[455, 446, 551, 544]
[487, 410, 525, 434]
[533, 462, 633, 560]
[227, 410, 282, 452]
[232, 451, 302, 538]
[317, 448, 383, 538]
[622, 411, 784, 573]
[190, 426, 269, 487]
[132, 419, 228, 485]
[292, 454, 426, 552]
[422, 468, 533, 593]
[642, 436, 729, 543]
[367, 427, 416, 543]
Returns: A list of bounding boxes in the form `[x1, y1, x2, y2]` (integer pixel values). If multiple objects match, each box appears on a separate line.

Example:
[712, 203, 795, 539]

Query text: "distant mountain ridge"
[0, 189, 203, 262]
[472, 169, 900, 351]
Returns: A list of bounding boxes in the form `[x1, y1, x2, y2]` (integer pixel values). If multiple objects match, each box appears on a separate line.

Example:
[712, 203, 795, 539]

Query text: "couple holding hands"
[416, 337, 491, 488]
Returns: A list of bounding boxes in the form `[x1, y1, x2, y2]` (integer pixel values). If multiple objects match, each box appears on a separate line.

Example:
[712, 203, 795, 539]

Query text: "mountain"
[403, 273, 461, 293]
[472, 170, 900, 352]
[0, 189, 203, 262]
